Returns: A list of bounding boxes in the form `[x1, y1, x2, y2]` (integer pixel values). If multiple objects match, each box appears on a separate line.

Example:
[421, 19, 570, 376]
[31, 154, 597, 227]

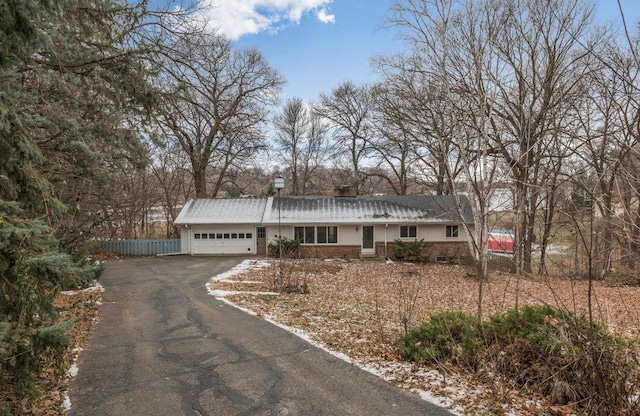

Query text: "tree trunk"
[193, 164, 207, 198]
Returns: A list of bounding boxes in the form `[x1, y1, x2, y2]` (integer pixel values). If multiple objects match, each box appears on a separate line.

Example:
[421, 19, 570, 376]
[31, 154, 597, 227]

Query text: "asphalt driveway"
[69, 256, 452, 415]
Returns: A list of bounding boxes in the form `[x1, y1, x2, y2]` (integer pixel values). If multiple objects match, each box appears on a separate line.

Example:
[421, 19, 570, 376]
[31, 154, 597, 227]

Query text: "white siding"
[180, 226, 191, 253]
[266, 224, 361, 246]
[377, 224, 470, 243]
[261, 223, 471, 250]
[340, 225, 361, 245]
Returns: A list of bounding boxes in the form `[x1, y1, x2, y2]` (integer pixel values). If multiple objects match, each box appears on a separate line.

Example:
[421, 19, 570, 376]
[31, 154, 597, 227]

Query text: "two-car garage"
[174, 198, 269, 255]
[190, 226, 256, 255]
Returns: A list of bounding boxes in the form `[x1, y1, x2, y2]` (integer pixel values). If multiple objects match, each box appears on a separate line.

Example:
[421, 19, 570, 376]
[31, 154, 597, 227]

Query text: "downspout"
[384, 224, 388, 259]
[185, 224, 191, 254]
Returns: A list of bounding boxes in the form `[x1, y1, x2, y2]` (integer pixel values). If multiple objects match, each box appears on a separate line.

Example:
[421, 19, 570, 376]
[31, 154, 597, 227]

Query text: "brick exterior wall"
[378, 241, 471, 262]
[296, 241, 470, 261]
[299, 245, 361, 259]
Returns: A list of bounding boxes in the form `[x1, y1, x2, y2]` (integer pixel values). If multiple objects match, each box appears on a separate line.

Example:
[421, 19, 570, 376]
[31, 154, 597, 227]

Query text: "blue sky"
[203, 0, 640, 102]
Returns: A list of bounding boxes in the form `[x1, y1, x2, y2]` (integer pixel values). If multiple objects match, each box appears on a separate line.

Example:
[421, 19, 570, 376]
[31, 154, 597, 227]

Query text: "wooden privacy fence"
[99, 239, 181, 256]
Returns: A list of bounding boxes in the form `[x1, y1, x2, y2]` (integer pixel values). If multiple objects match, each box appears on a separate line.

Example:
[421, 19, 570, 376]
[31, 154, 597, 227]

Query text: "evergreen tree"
[0, 0, 162, 405]
[0, 70, 98, 406]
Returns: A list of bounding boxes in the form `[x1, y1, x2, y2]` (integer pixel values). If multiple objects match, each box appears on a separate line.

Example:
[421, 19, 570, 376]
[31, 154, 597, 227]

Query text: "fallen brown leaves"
[213, 259, 640, 415]
[1, 287, 102, 416]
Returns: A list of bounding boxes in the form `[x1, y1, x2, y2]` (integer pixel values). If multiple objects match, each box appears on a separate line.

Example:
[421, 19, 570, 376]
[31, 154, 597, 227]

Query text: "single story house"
[173, 194, 474, 260]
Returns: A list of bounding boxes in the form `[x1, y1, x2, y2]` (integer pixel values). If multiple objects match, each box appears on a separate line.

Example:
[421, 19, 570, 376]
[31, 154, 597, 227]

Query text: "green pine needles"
[0, 200, 100, 402]
[400, 305, 640, 413]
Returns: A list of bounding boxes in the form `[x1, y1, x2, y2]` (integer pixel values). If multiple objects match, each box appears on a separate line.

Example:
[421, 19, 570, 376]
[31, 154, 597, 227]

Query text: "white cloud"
[317, 7, 335, 24]
[204, 0, 335, 39]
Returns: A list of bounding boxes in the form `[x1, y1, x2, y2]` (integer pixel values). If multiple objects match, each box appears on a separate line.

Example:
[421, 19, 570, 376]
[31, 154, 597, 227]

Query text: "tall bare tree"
[367, 82, 419, 195]
[273, 97, 329, 195]
[317, 81, 373, 193]
[373, 56, 464, 195]
[390, 0, 598, 275]
[157, 32, 284, 198]
[388, 0, 505, 318]
[570, 39, 640, 271]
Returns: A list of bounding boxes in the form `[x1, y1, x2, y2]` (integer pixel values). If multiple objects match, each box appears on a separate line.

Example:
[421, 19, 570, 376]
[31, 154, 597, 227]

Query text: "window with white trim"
[400, 225, 417, 238]
[294, 226, 338, 244]
[446, 225, 459, 238]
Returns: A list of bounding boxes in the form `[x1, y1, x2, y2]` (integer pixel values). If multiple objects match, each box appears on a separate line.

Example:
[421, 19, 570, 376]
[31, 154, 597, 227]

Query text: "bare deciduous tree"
[273, 97, 329, 195]
[317, 81, 373, 193]
[157, 32, 284, 198]
[368, 81, 420, 195]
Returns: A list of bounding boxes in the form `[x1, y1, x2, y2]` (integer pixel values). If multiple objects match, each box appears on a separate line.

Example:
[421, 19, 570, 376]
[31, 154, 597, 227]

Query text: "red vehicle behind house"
[488, 230, 514, 253]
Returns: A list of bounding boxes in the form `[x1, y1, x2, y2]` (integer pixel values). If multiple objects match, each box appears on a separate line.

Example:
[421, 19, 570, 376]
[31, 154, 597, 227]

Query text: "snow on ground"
[207, 260, 464, 414]
[207, 259, 277, 297]
[63, 346, 84, 410]
[206, 259, 639, 415]
[211, 259, 271, 282]
[60, 282, 104, 296]
[59, 283, 103, 412]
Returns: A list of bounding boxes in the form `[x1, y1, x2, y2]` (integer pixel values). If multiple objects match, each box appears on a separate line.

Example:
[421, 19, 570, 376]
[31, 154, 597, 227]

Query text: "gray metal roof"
[174, 195, 472, 225]
[174, 198, 267, 225]
[262, 195, 473, 225]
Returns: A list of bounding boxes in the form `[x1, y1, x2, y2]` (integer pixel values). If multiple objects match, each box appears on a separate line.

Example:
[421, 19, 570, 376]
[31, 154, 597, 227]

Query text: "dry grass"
[215, 259, 640, 415]
[11, 258, 640, 415]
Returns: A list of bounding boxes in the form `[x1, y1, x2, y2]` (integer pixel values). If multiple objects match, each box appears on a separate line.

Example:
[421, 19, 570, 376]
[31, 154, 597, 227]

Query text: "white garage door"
[192, 228, 255, 254]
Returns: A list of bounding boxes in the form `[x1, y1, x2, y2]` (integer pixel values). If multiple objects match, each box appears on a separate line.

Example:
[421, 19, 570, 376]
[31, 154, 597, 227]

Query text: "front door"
[362, 226, 375, 255]
[256, 227, 266, 255]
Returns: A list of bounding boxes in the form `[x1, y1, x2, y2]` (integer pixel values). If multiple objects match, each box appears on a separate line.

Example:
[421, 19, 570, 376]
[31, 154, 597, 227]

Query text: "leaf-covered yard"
[211, 259, 640, 415]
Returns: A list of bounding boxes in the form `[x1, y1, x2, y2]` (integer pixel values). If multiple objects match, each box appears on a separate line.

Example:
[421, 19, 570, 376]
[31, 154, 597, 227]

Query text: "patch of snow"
[217, 297, 258, 315]
[62, 345, 86, 411]
[416, 389, 463, 415]
[60, 282, 105, 296]
[208, 288, 279, 297]
[67, 363, 79, 378]
[62, 394, 72, 411]
[207, 260, 276, 297]
[211, 259, 271, 282]
[546, 245, 569, 254]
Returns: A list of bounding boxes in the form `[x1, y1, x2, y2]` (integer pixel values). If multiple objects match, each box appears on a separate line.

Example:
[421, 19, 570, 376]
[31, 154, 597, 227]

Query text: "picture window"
[295, 226, 338, 244]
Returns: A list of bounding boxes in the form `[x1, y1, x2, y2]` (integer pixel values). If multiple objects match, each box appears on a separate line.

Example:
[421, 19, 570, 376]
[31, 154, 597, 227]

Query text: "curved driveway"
[69, 256, 451, 415]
